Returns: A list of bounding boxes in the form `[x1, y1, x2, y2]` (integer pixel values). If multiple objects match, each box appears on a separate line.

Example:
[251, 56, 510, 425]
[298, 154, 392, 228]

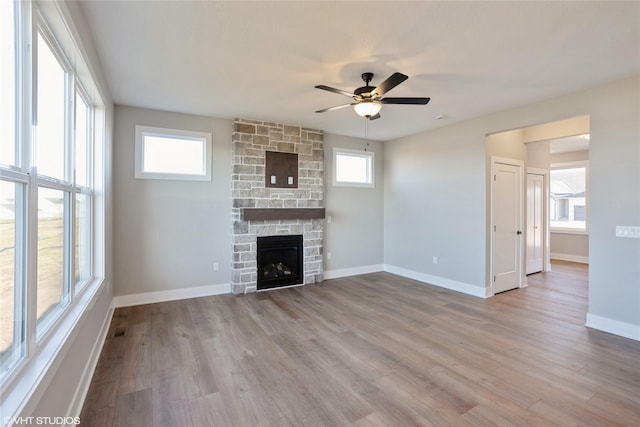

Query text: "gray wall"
[527, 140, 550, 170]
[586, 77, 639, 329]
[384, 120, 487, 290]
[552, 149, 589, 164]
[550, 233, 589, 261]
[112, 108, 386, 295]
[323, 133, 384, 276]
[113, 106, 232, 296]
[384, 75, 640, 331]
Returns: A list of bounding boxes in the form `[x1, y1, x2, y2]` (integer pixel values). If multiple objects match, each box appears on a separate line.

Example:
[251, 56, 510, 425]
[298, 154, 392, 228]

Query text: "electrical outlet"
[213, 262, 219, 271]
[432, 256, 438, 264]
[327, 252, 332, 260]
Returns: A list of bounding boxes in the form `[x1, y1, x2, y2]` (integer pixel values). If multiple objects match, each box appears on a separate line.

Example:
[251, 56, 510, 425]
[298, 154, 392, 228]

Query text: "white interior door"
[492, 160, 523, 294]
[526, 173, 544, 274]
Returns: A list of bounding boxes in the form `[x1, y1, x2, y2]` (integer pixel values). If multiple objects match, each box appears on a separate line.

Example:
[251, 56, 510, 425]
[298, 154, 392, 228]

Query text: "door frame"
[526, 167, 551, 273]
[489, 156, 525, 296]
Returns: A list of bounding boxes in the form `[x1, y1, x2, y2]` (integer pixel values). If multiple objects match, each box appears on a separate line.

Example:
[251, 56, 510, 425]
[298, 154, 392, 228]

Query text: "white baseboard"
[586, 313, 640, 341]
[323, 264, 384, 280]
[550, 253, 589, 264]
[383, 264, 490, 298]
[113, 283, 230, 308]
[66, 304, 114, 426]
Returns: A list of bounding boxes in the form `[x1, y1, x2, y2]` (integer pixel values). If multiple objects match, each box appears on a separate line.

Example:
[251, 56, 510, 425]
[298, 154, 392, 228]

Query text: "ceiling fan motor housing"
[354, 86, 374, 97]
[355, 72, 376, 97]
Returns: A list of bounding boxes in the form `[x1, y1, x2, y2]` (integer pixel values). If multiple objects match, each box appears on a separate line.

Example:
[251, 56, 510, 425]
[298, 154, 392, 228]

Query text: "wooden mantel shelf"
[242, 208, 325, 221]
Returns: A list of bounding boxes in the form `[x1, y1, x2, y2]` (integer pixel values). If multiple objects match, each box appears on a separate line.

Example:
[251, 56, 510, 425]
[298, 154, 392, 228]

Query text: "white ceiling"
[549, 134, 590, 154]
[78, 1, 640, 141]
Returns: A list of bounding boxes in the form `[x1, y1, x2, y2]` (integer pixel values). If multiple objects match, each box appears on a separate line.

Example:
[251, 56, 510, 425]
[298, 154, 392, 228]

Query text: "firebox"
[256, 235, 303, 290]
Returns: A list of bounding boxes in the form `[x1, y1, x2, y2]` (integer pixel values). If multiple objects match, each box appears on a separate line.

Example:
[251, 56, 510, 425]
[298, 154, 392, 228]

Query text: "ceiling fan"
[315, 72, 430, 120]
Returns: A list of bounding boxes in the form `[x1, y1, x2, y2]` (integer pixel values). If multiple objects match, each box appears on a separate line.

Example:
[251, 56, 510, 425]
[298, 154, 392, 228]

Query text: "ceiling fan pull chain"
[364, 118, 370, 152]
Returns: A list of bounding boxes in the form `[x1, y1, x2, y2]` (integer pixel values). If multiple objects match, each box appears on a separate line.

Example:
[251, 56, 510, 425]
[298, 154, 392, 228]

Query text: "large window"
[333, 148, 375, 188]
[135, 125, 212, 181]
[0, 0, 103, 388]
[550, 162, 588, 232]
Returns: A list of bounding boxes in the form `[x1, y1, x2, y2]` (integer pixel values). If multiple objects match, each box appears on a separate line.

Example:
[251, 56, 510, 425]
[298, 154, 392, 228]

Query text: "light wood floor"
[80, 261, 640, 426]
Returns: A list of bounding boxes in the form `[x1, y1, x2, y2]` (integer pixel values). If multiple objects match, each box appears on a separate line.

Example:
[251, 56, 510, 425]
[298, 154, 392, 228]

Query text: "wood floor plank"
[113, 388, 153, 427]
[81, 262, 640, 426]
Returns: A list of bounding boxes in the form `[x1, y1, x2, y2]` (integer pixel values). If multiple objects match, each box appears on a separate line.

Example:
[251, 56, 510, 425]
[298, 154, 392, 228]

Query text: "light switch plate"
[288, 176, 293, 185]
[616, 226, 640, 238]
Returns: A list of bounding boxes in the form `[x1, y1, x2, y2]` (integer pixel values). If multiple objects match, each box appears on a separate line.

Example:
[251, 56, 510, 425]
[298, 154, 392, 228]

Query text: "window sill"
[333, 182, 375, 188]
[551, 228, 589, 236]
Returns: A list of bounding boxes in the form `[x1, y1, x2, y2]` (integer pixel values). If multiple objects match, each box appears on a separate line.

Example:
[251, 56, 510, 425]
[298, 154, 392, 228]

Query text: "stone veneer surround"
[231, 118, 324, 294]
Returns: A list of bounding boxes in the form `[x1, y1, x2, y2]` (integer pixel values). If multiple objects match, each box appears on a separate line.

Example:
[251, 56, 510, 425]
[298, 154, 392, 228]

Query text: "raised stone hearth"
[231, 118, 324, 294]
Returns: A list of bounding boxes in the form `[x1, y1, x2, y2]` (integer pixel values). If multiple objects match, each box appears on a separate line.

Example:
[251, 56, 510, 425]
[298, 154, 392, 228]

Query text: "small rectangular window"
[550, 164, 588, 232]
[333, 148, 374, 187]
[135, 125, 212, 181]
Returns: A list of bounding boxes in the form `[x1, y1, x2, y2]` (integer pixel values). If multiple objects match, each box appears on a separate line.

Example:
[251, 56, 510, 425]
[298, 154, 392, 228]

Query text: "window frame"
[549, 160, 589, 235]
[134, 125, 212, 181]
[0, 0, 105, 398]
[333, 147, 375, 188]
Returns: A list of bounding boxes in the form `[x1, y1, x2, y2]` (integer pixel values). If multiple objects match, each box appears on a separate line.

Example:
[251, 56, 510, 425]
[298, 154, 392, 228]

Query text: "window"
[36, 186, 69, 334]
[0, 0, 17, 167]
[75, 191, 91, 291]
[75, 91, 90, 187]
[0, 179, 25, 378]
[1, 0, 104, 391]
[333, 148, 375, 187]
[36, 32, 67, 181]
[550, 162, 588, 232]
[135, 126, 212, 181]
[0, 0, 24, 380]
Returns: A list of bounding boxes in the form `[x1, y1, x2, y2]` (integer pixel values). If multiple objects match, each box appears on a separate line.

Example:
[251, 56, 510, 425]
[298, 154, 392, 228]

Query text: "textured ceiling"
[78, 1, 640, 141]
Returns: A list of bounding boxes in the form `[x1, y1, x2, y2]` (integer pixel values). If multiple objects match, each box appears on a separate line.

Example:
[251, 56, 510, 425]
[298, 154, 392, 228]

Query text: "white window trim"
[333, 147, 375, 188]
[550, 160, 589, 235]
[134, 125, 212, 181]
[1, 1, 107, 420]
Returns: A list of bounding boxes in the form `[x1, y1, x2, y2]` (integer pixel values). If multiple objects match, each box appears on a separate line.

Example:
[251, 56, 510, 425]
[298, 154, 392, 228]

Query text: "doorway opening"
[486, 115, 590, 297]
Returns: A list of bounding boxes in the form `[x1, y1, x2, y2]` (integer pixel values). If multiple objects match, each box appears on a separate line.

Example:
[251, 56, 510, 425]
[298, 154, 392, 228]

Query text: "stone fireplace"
[231, 118, 324, 294]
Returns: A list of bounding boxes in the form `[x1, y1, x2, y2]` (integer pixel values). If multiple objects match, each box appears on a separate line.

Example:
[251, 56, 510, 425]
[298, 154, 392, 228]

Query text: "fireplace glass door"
[257, 235, 303, 290]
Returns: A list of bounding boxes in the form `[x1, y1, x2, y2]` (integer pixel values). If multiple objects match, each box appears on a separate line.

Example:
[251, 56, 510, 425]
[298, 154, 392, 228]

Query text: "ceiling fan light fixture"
[354, 100, 382, 118]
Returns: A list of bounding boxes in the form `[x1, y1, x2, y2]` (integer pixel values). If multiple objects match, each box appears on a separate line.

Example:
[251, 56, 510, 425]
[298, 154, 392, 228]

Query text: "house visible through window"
[550, 163, 588, 232]
[135, 126, 212, 181]
[333, 148, 374, 187]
